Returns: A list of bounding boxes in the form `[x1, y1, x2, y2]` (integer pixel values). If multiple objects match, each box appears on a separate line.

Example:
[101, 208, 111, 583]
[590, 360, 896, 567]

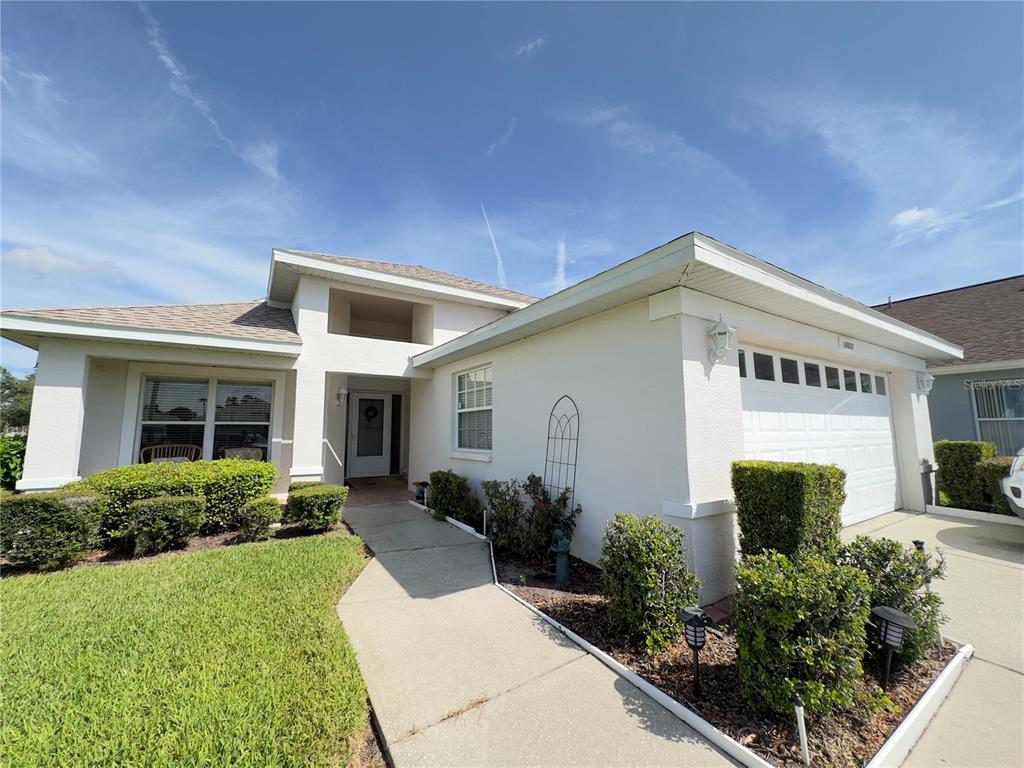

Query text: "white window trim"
[452, 363, 493, 455]
[970, 379, 1024, 452]
[119, 363, 286, 467]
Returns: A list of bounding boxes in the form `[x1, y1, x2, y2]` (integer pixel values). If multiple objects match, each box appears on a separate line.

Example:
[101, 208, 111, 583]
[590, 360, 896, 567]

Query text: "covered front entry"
[347, 392, 394, 477]
[740, 344, 901, 526]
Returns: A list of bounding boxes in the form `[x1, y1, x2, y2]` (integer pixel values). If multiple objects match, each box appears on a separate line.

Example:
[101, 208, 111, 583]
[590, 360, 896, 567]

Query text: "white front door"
[347, 393, 392, 478]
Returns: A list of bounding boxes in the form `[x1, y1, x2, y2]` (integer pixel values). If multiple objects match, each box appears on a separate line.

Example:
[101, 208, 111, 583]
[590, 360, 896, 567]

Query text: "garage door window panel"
[781, 358, 800, 384]
[753, 353, 775, 381]
[844, 369, 858, 392]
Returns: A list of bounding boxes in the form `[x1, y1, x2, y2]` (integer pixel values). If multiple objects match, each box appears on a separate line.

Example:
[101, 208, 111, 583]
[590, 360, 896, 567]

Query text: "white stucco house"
[0, 233, 962, 600]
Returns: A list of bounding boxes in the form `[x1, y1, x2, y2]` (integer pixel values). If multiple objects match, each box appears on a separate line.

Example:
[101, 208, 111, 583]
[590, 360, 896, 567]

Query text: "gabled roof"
[1, 301, 300, 353]
[413, 232, 964, 369]
[873, 275, 1024, 371]
[270, 248, 537, 307]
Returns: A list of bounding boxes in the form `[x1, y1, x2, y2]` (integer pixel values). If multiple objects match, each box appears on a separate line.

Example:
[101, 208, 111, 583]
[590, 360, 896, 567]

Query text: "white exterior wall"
[409, 299, 688, 567]
[79, 358, 129, 477]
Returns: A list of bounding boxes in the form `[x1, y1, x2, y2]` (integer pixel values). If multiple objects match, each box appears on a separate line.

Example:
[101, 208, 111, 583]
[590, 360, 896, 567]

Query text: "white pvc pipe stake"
[794, 699, 811, 765]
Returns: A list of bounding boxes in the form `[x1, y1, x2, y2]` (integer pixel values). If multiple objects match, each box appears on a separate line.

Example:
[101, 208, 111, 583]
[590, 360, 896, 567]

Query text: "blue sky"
[2, 1, 1022, 375]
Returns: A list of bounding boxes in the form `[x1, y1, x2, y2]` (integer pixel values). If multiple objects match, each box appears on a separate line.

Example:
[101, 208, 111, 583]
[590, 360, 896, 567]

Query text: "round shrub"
[839, 536, 946, 665]
[481, 478, 524, 553]
[731, 460, 845, 558]
[429, 470, 483, 530]
[934, 440, 997, 511]
[0, 492, 104, 570]
[599, 514, 701, 655]
[127, 495, 206, 557]
[238, 496, 282, 542]
[286, 484, 348, 533]
[734, 551, 871, 716]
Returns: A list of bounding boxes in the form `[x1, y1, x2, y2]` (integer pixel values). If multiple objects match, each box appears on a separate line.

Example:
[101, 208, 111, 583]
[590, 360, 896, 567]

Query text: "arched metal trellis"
[543, 395, 580, 509]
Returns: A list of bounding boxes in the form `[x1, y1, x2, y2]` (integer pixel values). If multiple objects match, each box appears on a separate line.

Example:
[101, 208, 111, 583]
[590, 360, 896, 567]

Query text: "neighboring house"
[874, 276, 1024, 457]
[0, 233, 962, 600]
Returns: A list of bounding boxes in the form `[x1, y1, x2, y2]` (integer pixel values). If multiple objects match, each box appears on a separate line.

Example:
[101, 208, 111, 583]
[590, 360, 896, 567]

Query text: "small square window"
[804, 363, 822, 387]
[825, 366, 841, 389]
[781, 357, 800, 384]
[875, 376, 887, 395]
[844, 369, 858, 391]
[738, 350, 747, 378]
[860, 373, 873, 393]
[753, 352, 775, 381]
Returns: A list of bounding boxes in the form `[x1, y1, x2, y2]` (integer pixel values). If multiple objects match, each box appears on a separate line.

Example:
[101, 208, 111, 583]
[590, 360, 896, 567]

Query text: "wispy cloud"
[139, 4, 280, 179]
[2, 246, 127, 285]
[553, 239, 568, 292]
[485, 117, 517, 157]
[479, 203, 508, 288]
[1, 53, 66, 111]
[513, 35, 546, 61]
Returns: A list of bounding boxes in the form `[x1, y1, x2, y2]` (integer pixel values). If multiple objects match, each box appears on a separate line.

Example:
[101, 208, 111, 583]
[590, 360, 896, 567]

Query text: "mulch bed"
[496, 549, 955, 768]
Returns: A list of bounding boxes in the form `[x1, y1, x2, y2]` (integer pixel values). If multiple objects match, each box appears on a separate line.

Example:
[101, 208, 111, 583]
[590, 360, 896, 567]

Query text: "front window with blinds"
[973, 379, 1024, 456]
[456, 365, 492, 451]
[138, 377, 272, 463]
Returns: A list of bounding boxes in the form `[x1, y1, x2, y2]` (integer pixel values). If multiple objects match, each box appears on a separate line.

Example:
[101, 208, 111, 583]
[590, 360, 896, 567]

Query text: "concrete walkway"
[845, 511, 1024, 767]
[338, 503, 736, 767]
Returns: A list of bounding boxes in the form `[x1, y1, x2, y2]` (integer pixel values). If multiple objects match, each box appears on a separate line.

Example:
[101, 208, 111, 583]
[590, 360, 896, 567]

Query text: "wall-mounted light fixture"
[335, 388, 349, 407]
[707, 315, 736, 365]
[917, 372, 935, 396]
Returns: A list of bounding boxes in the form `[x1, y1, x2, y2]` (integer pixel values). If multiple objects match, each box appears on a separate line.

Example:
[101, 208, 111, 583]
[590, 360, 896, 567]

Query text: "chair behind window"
[140, 444, 203, 464]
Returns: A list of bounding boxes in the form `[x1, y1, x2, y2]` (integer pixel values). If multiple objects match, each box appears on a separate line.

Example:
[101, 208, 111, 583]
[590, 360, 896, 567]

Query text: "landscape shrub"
[237, 497, 283, 542]
[839, 536, 946, 665]
[481, 478, 524, 553]
[521, 473, 581, 561]
[599, 514, 700, 655]
[126, 495, 206, 556]
[0, 434, 26, 490]
[0, 491, 104, 570]
[69, 459, 276, 540]
[731, 460, 845, 558]
[976, 456, 1014, 515]
[428, 470, 483, 530]
[934, 440, 996, 511]
[286, 484, 348, 533]
[734, 551, 871, 716]
[288, 480, 326, 493]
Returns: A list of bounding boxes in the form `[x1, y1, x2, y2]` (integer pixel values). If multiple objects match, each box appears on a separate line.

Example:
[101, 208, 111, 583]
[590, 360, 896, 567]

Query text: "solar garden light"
[680, 606, 711, 698]
[793, 695, 811, 766]
[871, 605, 917, 691]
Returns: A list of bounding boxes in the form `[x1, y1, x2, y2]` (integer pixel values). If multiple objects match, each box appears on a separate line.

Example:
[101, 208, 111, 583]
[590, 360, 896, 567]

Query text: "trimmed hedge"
[731, 461, 845, 558]
[238, 497, 282, 542]
[977, 457, 1014, 515]
[127, 496, 206, 556]
[934, 440, 996, 511]
[0, 434, 26, 490]
[0, 492, 104, 570]
[839, 536, 946, 665]
[288, 480, 326, 493]
[734, 551, 871, 716]
[286, 484, 348, 533]
[600, 514, 700, 655]
[67, 459, 277, 539]
[429, 470, 483, 531]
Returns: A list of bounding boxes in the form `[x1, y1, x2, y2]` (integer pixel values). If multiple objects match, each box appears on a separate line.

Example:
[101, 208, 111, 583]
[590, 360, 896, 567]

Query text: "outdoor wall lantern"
[335, 388, 349, 407]
[707, 315, 736, 365]
[916, 372, 935, 396]
[680, 606, 711, 697]
[871, 605, 917, 691]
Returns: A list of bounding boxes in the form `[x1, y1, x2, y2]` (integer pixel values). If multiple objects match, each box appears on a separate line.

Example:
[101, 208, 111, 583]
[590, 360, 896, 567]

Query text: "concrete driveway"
[845, 511, 1024, 767]
[338, 502, 737, 768]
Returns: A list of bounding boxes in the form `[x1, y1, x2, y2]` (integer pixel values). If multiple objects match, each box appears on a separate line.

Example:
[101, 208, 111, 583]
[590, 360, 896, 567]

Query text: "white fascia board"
[271, 250, 530, 310]
[0, 315, 302, 357]
[930, 359, 1024, 375]
[692, 235, 964, 361]
[412, 236, 696, 368]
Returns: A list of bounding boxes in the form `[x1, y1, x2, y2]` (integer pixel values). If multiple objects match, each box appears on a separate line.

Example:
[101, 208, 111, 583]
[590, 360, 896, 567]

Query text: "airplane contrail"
[480, 203, 508, 288]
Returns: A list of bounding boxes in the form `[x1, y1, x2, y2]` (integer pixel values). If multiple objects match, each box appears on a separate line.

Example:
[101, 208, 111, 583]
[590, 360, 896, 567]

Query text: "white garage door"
[740, 346, 900, 526]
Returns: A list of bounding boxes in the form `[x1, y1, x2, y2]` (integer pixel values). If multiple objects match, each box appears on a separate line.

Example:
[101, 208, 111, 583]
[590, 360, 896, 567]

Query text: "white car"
[1002, 449, 1024, 518]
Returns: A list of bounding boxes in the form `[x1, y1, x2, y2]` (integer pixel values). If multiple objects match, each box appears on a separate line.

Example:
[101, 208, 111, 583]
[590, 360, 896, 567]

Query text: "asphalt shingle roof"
[1, 301, 300, 344]
[279, 249, 537, 304]
[873, 275, 1024, 369]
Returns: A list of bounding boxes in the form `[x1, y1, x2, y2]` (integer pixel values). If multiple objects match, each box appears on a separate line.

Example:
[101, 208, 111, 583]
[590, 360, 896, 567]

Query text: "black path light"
[872, 605, 917, 691]
[680, 606, 711, 698]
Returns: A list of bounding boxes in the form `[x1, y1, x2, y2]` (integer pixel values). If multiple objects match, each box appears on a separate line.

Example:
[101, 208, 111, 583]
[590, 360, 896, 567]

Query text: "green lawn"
[1, 535, 369, 767]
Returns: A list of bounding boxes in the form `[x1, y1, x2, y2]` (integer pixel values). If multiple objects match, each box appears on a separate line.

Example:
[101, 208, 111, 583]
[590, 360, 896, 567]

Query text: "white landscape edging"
[487, 541, 974, 768]
[926, 504, 1024, 527]
[864, 641, 974, 768]
[406, 500, 489, 542]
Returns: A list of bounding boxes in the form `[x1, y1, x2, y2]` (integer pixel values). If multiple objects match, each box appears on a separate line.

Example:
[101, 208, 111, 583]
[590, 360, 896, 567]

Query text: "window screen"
[456, 365, 493, 450]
